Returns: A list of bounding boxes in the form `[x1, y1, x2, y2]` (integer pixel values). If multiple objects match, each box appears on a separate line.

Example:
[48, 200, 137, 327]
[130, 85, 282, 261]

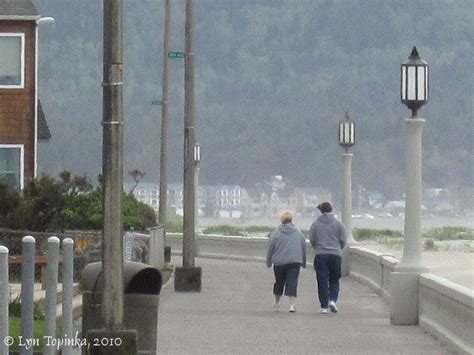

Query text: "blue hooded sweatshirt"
[309, 213, 346, 256]
[266, 222, 306, 267]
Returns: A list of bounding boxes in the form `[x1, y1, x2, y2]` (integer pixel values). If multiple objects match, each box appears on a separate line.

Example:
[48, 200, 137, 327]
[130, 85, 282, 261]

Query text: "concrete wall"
[418, 273, 474, 355]
[348, 246, 397, 300]
[166, 232, 316, 265]
[165, 233, 473, 354]
[348, 245, 473, 354]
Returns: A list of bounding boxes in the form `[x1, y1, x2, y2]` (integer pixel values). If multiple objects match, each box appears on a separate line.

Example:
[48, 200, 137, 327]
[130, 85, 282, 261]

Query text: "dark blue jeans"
[273, 263, 301, 297]
[314, 254, 342, 308]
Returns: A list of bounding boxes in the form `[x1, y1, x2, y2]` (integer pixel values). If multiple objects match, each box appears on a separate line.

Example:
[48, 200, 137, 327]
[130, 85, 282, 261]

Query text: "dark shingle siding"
[0, 0, 38, 17]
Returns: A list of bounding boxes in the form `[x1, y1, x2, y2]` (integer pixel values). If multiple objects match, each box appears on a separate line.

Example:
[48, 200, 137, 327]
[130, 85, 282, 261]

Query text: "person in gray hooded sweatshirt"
[266, 210, 306, 312]
[309, 202, 346, 314]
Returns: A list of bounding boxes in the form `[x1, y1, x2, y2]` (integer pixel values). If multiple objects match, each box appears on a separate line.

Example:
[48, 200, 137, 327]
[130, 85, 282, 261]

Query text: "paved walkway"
[157, 257, 448, 354]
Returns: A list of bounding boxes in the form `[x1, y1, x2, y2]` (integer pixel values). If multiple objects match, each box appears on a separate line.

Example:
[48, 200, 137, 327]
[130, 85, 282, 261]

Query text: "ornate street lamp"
[339, 112, 355, 276]
[391, 47, 430, 325]
[401, 46, 429, 117]
[339, 112, 355, 150]
[193, 143, 201, 164]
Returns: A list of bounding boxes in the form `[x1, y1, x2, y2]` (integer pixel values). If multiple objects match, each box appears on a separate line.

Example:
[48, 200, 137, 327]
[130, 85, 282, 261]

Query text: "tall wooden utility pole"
[158, 0, 171, 227]
[87, 2, 137, 353]
[102, 0, 124, 330]
[182, 0, 196, 268]
[174, 0, 201, 292]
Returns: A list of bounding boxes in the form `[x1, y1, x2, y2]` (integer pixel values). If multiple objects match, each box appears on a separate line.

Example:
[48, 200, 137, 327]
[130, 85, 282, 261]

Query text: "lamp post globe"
[339, 111, 355, 151]
[193, 143, 201, 164]
[401, 46, 429, 117]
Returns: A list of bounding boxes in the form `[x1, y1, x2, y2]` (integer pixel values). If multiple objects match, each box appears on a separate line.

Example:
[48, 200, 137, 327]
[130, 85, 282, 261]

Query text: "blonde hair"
[280, 210, 293, 224]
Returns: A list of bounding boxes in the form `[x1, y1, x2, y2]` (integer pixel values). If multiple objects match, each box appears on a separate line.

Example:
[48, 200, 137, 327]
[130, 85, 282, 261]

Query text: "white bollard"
[44, 236, 60, 355]
[0, 246, 9, 354]
[61, 238, 74, 355]
[21, 235, 35, 355]
[149, 227, 165, 269]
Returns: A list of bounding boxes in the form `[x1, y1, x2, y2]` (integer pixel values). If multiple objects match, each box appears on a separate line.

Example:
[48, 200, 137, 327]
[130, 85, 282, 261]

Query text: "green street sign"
[152, 100, 162, 106]
[168, 51, 186, 59]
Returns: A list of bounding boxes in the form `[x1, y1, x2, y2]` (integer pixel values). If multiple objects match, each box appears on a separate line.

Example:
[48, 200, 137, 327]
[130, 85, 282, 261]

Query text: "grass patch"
[243, 225, 274, 234]
[202, 225, 244, 236]
[422, 226, 474, 241]
[166, 216, 183, 233]
[198, 225, 473, 245]
[9, 317, 63, 351]
[201, 225, 274, 236]
[354, 229, 403, 241]
[8, 297, 62, 351]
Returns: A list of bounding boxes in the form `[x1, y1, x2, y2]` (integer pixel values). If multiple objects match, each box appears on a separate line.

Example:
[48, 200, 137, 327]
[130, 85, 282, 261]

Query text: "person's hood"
[317, 213, 336, 223]
[279, 222, 297, 234]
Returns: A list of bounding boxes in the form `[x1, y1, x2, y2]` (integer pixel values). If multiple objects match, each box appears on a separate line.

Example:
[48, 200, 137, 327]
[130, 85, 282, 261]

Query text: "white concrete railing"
[165, 232, 317, 264]
[348, 245, 474, 355]
[348, 246, 397, 300]
[163, 232, 474, 354]
[418, 274, 474, 355]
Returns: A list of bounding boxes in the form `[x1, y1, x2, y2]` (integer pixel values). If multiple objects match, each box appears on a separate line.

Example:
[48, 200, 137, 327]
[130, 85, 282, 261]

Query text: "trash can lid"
[81, 261, 162, 295]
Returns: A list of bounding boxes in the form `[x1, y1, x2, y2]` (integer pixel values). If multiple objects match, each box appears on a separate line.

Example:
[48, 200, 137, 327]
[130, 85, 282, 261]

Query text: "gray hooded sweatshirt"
[309, 213, 346, 256]
[266, 223, 306, 267]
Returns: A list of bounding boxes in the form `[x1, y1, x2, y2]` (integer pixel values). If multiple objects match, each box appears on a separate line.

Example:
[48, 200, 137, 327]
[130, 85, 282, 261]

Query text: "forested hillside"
[34, 0, 473, 199]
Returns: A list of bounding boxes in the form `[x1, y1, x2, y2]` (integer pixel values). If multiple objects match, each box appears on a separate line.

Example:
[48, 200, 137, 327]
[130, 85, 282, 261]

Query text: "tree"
[128, 169, 145, 194]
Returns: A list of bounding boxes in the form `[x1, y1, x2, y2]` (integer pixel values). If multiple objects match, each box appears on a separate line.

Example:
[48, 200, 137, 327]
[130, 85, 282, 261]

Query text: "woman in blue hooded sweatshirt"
[309, 202, 346, 314]
[266, 210, 306, 312]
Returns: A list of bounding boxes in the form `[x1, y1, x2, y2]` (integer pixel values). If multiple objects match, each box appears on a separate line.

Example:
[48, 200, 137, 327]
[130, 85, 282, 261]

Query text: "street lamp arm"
[37, 17, 55, 25]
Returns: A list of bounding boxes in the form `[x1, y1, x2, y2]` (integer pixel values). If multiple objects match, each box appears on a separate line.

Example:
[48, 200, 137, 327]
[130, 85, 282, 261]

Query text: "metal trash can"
[81, 262, 162, 354]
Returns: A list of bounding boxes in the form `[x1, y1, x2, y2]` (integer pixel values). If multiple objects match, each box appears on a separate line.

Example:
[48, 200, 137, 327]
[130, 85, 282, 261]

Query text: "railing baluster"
[61, 238, 74, 355]
[21, 236, 35, 355]
[44, 236, 59, 355]
[0, 245, 9, 354]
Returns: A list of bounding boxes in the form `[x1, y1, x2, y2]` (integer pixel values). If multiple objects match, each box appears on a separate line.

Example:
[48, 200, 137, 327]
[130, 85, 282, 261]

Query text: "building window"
[0, 33, 25, 88]
[0, 145, 24, 189]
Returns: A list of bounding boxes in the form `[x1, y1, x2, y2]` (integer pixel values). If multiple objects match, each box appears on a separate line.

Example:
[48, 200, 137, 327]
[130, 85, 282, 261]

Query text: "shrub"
[0, 172, 158, 232]
[123, 193, 157, 231]
[422, 226, 474, 241]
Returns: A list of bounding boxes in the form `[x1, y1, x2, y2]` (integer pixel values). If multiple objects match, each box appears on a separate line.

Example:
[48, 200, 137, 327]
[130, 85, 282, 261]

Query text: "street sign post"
[168, 51, 186, 59]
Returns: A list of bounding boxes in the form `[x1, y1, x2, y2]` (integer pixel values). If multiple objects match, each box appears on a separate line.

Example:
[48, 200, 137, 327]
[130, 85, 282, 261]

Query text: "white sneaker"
[329, 301, 338, 313]
[289, 304, 296, 313]
[273, 303, 280, 312]
[320, 308, 328, 314]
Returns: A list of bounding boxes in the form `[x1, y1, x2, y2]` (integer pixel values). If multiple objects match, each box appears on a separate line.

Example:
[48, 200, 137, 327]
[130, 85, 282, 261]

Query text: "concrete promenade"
[157, 257, 448, 354]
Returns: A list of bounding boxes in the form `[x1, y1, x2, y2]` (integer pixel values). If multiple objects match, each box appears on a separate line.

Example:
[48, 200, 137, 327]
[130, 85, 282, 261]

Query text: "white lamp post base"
[341, 152, 354, 276]
[390, 117, 429, 325]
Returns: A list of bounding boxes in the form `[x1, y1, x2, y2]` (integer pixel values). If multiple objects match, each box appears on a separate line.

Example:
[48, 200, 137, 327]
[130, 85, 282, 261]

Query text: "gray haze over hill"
[35, 0, 473, 202]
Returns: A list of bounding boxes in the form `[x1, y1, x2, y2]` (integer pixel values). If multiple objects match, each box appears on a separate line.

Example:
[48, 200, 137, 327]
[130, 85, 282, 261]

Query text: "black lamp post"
[401, 46, 429, 117]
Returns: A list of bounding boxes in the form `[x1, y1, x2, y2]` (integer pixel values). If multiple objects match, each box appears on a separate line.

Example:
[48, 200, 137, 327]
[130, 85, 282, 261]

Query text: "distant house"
[288, 188, 332, 216]
[204, 185, 246, 218]
[0, 0, 51, 189]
